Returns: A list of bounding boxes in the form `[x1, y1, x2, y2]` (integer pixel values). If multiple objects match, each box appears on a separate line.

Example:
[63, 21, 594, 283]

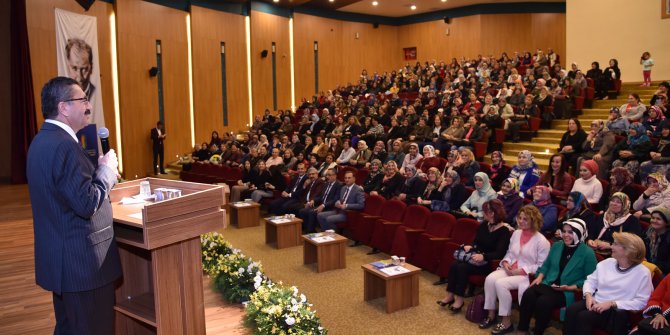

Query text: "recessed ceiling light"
[372, 1, 379, 6]
[329, 0, 335, 2]
[410, 4, 417, 10]
[441, 0, 447, 2]
[273, 0, 279, 3]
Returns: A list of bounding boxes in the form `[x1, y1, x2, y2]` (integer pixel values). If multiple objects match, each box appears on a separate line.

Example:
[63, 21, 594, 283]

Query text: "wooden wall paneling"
[25, 0, 117, 148]
[479, 14, 532, 58]
[339, 22, 399, 85]
[190, 6, 249, 143]
[116, 0, 190, 179]
[293, 13, 344, 103]
[250, 10, 290, 115]
[531, 13, 566, 65]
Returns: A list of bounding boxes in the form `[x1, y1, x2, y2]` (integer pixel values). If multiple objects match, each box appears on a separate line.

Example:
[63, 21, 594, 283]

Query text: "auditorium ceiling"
[255, 0, 565, 17]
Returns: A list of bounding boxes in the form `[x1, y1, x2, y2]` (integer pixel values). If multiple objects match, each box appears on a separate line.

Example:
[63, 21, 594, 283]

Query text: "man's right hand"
[99, 149, 119, 172]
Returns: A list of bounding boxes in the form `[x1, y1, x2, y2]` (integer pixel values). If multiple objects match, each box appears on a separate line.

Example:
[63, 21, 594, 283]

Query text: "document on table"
[128, 212, 143, 220]
[311, 236, 335, 243]
[119, 197, 146, 205]
[270, 218, 291, 224]
[234, 202, 252, 207]
[379, 266, 410, 276]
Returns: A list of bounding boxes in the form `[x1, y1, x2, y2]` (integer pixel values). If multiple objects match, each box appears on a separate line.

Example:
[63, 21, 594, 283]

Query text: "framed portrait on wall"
[404, 47, 417, 61]
[663, 0, 670, 19]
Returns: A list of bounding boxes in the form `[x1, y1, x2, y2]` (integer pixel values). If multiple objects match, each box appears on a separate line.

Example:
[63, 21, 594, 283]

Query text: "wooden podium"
[110, 178, 226, 335]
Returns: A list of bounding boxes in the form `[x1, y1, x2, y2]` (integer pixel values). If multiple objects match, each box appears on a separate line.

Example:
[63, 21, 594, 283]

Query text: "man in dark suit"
[282, 167, 324, 216]
[151, 121, 166, 174]
[269, 163, 307, 215]
[26, 77, 121, 335]
[298, 168, 341, 233]
[316, 171, 365, 231]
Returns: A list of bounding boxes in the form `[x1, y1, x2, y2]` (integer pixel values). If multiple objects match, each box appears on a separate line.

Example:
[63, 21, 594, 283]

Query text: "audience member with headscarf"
[509, 150, 541, 195]
[416, 167, 443, 207]
[633, 173, 670, 218]
[644, 208, 670, 276]
[497, 177, 524, 226]
[586, 192, 641, 254]
[460, 172, 498, 221]
[564, 232, 652, 335]
[612, 123, 654, 176]
[571, 160, 603, 205]
[557, 192, 597, 238]
[488, 151, 511, 191]
[640, 123, 670, 182]
[532, 185, 559, 234]
[599, 166, 640, 211]
[396, 165, 427, 204]
[580, 119, 616, 179]
[415, 145, 441, 173]
[606, 106, 630, 136]
[425, 170, 468, 212]
[517, 219, 597, 335]
[370, 161, 404, 199]
[362, 159, 384, 193]
[400, 142, 422, 174]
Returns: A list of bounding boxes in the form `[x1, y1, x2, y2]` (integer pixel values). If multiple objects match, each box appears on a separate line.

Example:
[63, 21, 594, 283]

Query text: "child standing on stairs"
[640, 51, 654, 87]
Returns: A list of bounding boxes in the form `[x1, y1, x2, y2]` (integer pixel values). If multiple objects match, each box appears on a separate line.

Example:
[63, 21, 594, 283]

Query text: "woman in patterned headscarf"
[633, 172, 670, 218]
[509, 150, 541, 195]
[612, 122, 654, 176]
[578, 119, 616, 179]
[586, 192, 641, 254]
[598, 166, 640, 211]
[532, 185, 558, 234]
[644, 208, 670, 275]
[517, 218, 597, 335]
[497, 177, 524, 225]
[558, 192, 597, 238]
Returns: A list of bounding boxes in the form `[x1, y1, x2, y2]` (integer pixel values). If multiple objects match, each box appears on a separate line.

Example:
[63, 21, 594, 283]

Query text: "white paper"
[234, 202, 252, 207]
[379, 266, 410, 276]
[311, 236, 335, 243]
[128, 212, 143, 220]
[132, 194, 155, 201]
[270, 218, 291, 224]
[119, 197, 145, 205]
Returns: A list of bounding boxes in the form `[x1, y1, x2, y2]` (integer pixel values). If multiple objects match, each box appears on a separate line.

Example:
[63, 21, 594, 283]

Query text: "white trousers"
[483, 269, 530, 316]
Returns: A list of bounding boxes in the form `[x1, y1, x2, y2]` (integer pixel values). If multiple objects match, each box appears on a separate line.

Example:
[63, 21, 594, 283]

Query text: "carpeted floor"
[220, 212, 562, 335]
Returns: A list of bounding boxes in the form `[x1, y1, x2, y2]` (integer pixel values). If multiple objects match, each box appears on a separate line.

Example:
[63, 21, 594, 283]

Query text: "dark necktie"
[292, 175, 303, 193]
[341, 186, 351, 204]
[323, 183, 333, 201]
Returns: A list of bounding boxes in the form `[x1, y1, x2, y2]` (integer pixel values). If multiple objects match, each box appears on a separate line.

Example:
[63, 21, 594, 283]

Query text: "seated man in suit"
[269, 163, 307, 215]
[282, 168, 324, 216]
[316, 171, 365, 231]
[299, 168, 342, 233]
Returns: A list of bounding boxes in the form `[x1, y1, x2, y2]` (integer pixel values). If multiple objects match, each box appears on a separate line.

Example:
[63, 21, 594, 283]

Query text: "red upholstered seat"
[410, 212, 456, 273]
[337, 166, 357, 182]
[435, 218, 480, 279]
[346, 194, 385, 240]
[355, 168, 369, 186]
[389, 205, 432, 258]
[365, 200, 407, 251]
[479, 162, 491, 176]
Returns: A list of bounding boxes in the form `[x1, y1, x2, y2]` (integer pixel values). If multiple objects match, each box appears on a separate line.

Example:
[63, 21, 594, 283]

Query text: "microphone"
[98, 127, 110, 154]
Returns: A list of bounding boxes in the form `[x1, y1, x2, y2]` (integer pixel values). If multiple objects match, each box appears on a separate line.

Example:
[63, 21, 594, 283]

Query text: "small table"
[302, 233, 347, 273]
[361, 263, 420, 313]
[264, 217, 303, 249]
[230, 202, 260, 228]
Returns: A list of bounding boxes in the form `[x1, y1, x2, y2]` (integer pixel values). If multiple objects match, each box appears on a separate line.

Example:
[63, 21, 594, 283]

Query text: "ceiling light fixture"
[273, 0, 279, 3]
[410, 4, 417, 10]
[372, 1, 378, 6]
[329, 0, 335, 2]
[441, 0, 447, 2]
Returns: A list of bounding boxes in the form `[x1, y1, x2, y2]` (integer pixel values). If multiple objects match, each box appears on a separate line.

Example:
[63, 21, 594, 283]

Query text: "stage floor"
[0, 184, 247, 335]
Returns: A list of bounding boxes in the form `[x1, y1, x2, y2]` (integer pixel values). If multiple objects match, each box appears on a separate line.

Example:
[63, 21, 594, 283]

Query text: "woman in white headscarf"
[516, 218, 597, 335]
[460, 172, 498, 221]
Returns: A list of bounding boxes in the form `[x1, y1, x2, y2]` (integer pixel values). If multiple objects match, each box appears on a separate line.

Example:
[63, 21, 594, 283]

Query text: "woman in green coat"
[516, 218, 597, 334]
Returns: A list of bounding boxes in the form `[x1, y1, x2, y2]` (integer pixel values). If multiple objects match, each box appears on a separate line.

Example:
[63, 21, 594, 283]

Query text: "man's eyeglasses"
[64, 97, 89, 104]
